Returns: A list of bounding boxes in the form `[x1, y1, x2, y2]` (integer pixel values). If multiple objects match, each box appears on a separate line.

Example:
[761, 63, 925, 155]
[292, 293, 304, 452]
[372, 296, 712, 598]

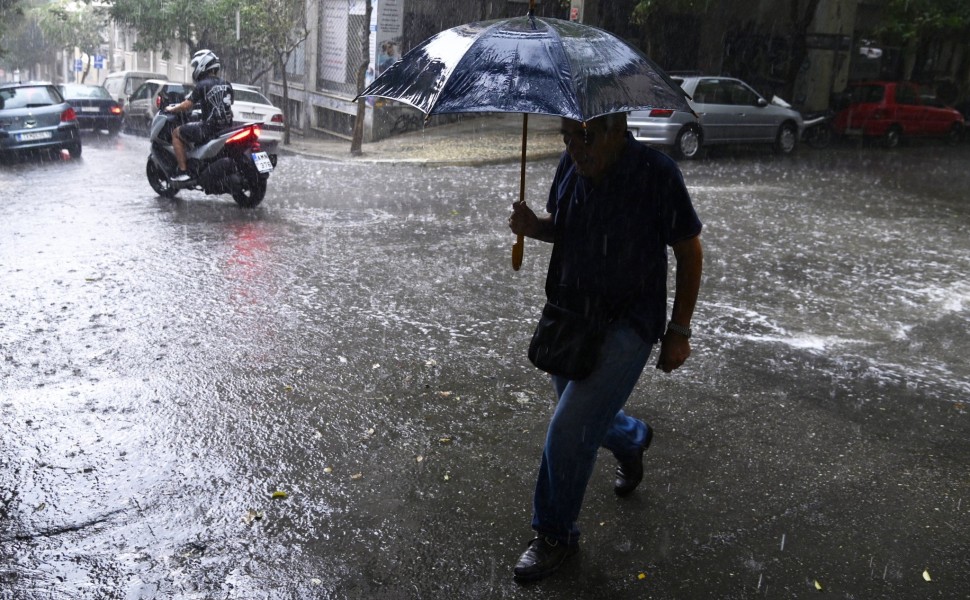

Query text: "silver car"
[628, 75, 804, 159]
[0, 83, 82, 160]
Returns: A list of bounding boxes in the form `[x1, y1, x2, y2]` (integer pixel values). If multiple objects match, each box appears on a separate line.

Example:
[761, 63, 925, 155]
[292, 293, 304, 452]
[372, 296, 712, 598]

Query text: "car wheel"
[67, 143, 82, 159]
[673, 126, 702, 160]
[945, 123, 962, 145]
[146, 158, 178, 198]
[773, 122, 797, 154]
[882, 125, 901, 149]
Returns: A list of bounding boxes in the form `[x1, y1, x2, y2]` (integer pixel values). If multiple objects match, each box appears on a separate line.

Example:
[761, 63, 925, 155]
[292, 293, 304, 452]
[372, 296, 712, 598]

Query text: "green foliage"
[632, 0, 708, 25]
[33, 0, 107, 55]
[879, 0, 970, 43]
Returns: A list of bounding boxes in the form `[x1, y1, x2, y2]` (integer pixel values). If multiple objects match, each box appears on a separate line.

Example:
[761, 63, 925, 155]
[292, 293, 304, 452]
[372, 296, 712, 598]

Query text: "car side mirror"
[757, 97, 768, 107]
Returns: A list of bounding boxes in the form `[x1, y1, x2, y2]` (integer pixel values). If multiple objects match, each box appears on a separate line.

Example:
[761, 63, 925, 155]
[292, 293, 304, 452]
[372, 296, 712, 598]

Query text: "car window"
[895, 85, 918, 105]
[61, 85, 112, 100]
[0, 86, 58, 109]
[234, 89, 271, 105]
[850, 85, 884, 103]
[692, 80, 722, 104]
[723, 81, 760, 105]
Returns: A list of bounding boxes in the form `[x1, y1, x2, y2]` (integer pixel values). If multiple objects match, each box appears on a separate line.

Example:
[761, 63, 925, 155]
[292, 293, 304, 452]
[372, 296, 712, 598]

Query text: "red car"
[834, 81, 964, 147]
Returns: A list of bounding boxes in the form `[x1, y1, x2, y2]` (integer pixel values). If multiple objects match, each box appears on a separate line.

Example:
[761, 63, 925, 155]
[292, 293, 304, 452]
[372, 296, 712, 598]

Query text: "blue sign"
[94, 55, 104, 69]
[74, 58, 83, 72]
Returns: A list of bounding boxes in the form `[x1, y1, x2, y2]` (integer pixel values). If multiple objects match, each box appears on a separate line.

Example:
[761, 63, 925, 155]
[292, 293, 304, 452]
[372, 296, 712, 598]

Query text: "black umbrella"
[356, 1, 691, 270]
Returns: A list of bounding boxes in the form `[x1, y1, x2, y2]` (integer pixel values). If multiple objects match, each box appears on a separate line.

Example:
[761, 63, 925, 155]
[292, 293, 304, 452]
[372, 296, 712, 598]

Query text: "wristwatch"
[666, 321, 692, 339]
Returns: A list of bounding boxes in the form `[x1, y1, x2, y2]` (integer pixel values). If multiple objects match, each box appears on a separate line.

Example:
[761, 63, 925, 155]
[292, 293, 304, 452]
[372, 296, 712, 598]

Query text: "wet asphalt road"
[1, 133, 969, 599]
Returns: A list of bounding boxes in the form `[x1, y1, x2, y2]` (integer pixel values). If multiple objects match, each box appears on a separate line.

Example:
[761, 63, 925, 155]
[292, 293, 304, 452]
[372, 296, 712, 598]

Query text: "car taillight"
[649, 109, 675, 118]
[270, 114, 283, 124]
[155, 96, 162, 109]
[61, 107, 77, 122]
[110, 105, 122, 115]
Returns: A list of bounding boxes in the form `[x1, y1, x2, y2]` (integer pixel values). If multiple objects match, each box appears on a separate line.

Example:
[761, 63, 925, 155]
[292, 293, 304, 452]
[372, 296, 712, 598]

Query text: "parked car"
[57, 83, 123, 136]
[102, 70, 166, 110]
[231, 84, 284, 151]
[628, 75, 804, 159]
[123, 80, 193, 135]
[0, 82, 81, 160]
[833, 81, 964, 148]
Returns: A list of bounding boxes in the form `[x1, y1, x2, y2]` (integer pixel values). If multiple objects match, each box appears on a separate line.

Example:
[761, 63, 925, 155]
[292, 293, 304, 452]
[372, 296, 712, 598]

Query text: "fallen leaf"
[443, 473, 450, 481]
[439, 437, 452, 444]
[311, 578, 322, 585]
[243, 510, 264, 525]
[439, 391, 452, 397]
[416, 455, 424, 463]
[283, 385, 294, 392]
[637, 573, 646, 580]
[323, 467, 333, 474]
[425, 359, 438, 367]
[923, 569, 932, 582]
[814, 579, 823, 591]
[372, 363, 380, 369]
[351, 473, 363, 480]
[271, 490, 288, 499]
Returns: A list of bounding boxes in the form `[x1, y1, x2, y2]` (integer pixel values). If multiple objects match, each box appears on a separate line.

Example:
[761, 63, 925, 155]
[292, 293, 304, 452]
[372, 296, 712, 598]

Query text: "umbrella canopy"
[358, 13, 691, 121]
[357, 9, 690, 270]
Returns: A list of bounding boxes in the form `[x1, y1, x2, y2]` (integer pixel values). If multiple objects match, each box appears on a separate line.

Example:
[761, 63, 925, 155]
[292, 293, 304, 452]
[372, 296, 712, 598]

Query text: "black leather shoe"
[614, 425, 653, 496]
[513, 536, 579, 582]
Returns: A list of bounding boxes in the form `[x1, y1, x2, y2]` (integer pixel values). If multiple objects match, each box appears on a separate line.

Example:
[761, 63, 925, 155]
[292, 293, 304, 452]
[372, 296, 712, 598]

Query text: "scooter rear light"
[227, 126, 259, 144]
[61, 107, 77, 122]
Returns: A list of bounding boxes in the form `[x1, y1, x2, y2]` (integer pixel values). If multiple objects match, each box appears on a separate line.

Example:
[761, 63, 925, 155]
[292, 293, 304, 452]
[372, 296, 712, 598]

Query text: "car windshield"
[850, 84, 885, 103]
[59, 85, 113, 100]
[0, 86, 59, 109]
[234, 89, 271, 105]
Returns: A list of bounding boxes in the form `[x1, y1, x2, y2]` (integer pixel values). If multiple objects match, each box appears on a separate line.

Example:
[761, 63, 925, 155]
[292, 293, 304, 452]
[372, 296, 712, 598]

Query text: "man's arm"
[509, 201, 555, 243]
[166, 99, 194, 114]
[657, 234, 703, 373]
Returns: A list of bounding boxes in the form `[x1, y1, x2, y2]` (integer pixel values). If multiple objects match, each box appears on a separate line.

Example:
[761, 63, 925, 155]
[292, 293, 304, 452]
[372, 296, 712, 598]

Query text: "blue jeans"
[531, 320, 653, 546]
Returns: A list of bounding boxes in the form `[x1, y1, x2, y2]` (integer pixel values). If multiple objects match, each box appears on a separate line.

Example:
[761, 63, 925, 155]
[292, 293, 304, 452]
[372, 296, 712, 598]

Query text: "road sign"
[94, 55, 104, 69]
[74, 58, 83, 72]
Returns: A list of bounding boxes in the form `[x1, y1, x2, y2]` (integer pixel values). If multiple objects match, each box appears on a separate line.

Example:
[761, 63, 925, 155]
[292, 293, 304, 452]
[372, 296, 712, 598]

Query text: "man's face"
[560, 118, 623, 181]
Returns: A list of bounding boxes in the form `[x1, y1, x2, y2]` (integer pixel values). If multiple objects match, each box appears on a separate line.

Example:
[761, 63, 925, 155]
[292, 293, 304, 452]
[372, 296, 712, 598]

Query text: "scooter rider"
[165, 49, 234, 182]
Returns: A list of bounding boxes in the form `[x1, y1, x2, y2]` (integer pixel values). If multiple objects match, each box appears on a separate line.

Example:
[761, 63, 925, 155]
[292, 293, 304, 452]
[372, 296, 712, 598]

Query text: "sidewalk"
[277, 112, 565, 166]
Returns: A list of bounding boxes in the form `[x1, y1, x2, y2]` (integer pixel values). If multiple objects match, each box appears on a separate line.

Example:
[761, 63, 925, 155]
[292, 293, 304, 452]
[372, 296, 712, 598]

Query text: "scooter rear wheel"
[232, 157, 267, 208]
[146, 158, 178, 198]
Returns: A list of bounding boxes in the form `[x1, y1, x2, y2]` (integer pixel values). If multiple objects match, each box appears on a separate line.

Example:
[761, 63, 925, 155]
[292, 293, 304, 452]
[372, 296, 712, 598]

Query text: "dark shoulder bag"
[528, 299, 605, 380]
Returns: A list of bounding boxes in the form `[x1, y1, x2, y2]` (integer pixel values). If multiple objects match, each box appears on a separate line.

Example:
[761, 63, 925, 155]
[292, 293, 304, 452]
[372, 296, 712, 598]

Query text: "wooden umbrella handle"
[512, 113, 528, 271]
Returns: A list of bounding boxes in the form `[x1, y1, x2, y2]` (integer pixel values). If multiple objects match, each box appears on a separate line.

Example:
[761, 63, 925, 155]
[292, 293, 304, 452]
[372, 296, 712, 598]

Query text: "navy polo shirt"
[545, 134, 702, 343]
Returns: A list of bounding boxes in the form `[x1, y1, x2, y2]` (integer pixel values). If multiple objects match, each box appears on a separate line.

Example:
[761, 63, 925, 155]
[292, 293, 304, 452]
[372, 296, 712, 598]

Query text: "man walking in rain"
[507, 112, 703, 582]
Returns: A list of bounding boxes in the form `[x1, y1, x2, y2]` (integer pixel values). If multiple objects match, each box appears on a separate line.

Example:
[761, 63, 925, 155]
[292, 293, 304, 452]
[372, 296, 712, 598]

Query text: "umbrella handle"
[512, 113, 528, 271]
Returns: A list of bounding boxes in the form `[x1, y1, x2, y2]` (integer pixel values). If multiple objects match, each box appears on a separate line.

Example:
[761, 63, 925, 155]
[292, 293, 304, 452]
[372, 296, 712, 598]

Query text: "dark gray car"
[0, 83, 82, 160]
[628, 75, 804, 159]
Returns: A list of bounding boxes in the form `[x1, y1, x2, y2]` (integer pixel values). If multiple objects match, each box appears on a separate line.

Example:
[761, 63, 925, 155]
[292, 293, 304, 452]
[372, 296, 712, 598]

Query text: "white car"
[231, 84, 284, 150]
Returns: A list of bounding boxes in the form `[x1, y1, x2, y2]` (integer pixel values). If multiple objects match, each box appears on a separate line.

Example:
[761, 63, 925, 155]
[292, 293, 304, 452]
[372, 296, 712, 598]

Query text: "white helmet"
[190, 49, 220, 82]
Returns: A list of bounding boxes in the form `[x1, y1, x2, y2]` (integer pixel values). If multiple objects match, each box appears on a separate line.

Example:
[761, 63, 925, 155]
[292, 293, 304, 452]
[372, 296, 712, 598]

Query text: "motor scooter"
[145, 91, 276, 207]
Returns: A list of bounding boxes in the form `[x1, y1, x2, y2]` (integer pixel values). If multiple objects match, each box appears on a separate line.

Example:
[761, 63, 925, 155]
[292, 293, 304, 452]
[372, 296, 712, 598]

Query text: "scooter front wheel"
[146, 158, 178, 198]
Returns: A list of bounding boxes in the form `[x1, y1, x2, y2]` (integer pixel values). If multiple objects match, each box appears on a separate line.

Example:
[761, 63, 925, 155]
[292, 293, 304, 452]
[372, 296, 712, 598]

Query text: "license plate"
[242, 112, 261, 120]
[252, 151, 273, 173]
[81, 107, 100, 113]
[17, 131, 52, 141]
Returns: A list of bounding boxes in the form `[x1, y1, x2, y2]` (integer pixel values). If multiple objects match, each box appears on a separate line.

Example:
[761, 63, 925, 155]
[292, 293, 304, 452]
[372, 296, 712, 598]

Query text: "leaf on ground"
[923, 569, 932, 582]
[243, 510, 264, 525]
[814, 579, 823, 591]
[439, 437, 452, 444]
[637, 573, 646, 580]
[416, 455, 424, 463]
[351, 473, 363, 480]
[323, 467, 333, 474]
[271, 490, 288, 499]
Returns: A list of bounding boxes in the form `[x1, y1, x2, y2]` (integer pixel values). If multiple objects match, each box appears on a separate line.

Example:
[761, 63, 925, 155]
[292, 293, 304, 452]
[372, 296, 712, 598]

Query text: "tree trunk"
[350, 0, 373, 156]
[280, 56, 291, 145]
[783, 0, 823, 103]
